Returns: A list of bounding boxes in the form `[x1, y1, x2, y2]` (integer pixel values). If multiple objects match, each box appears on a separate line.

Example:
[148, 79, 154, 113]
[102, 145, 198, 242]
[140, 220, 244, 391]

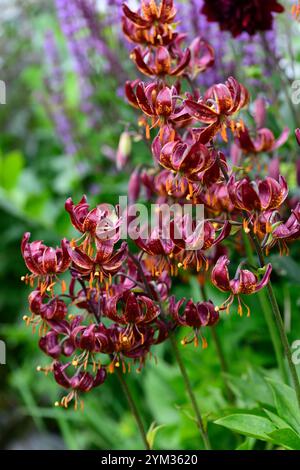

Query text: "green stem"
[115, 367, 150, 450]
[248, 231, 300, 408]
[199, 284, 235, 403]
[243, 233, 288, 383]
[169, 334, 211, 450]
[130, 254, 211, 448]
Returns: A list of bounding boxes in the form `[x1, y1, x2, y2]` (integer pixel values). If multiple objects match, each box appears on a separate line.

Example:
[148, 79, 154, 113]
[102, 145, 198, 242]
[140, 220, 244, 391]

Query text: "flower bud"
[116, 131, 131, 170]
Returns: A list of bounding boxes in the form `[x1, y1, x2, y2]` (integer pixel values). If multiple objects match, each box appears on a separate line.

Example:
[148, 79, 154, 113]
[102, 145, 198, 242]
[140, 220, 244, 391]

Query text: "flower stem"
[242, 232, 288, 383]
[248, 231, 300, 407]
[199, 284, 235, 403]
[130, 254, 211, 448]
[169, 333, 211, 450]
[115, 367, 150, 450]
[216, 157, 300, 404]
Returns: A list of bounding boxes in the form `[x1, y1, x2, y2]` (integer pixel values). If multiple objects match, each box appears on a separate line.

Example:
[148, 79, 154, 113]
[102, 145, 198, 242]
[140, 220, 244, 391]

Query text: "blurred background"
[0, 0, 300, 450]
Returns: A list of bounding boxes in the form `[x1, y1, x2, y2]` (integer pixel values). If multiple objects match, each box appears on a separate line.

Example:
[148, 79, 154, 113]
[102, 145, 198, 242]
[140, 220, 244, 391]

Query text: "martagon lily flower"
[169, 297, 219, 347]
[236, 126, 289, 155]
[130, 45, 191, 78]
[211, 255, 272, 316]
[228, 175, 288, 232]
[21, 232, 70, 289]
[184, 77, 250, 143]
[122, 0, 177, 46]
[53, 362, 107, 410]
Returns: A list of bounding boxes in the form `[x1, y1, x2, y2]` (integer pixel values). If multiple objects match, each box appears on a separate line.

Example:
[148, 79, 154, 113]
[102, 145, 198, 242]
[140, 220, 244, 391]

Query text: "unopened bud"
[116, 131, 131, 170]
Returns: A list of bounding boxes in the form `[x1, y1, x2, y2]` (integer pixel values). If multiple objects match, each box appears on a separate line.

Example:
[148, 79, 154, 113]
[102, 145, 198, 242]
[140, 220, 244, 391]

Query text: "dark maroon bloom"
[228, 174, 288, 215]
[125, 81, 192, 133]
[201, 0, 284, 37]
[106, 290, 160, 327]
[21, 232, 70, 278]
[184, 77, 250, 144]
[65, 197, 122, 243]
[122, 0, 177, 46]
[68, 240, 128, 279]
[131, 45, 191, 78]
[211, 255, 272, 315]
[157, 138, 215, 181]
[53, 362, 106, 408]
[170, 297, 219, 347]
[236, 126, 289, 154]
[266, 203, 300, 254]
[29, 290, 67, 320]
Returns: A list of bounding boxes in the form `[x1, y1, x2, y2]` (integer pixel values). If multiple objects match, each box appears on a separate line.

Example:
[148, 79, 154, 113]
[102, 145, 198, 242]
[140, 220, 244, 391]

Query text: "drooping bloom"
[265, 203, 300, 254]
[201, 0, 284, 37]
[184, 77, 250, 143]
[211, 255, 272, 315]
[21, 233, 70, 282]
[170, 297, 219, 347]
[228, 175, 288, 218]
[236, 126, 289, 155]
[122, 0, 177, 46]
[53, 362, 107, 409]
[131, 45, 191, 78]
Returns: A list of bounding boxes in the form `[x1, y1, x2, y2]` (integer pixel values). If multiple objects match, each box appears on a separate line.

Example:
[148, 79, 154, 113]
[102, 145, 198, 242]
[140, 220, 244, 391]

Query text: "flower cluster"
[21, 0, 299, 409]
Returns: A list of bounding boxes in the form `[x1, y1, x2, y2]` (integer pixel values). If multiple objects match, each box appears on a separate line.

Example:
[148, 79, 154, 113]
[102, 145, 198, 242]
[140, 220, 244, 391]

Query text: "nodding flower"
[211, 255, 272, 316]
[227, 174, 288, 232]
[125, 81, 192, 137]
[265, 203, 300, 255]
[53, 362, 107, 410]
[184, 77, 250, 144]
[21, 232, 70, 290]
[236, 126, 289, 155]
[131, 45, 191, 78]
[122, 0, 177, 46]
[169, 297, 219, 347]
[65, 197, 122, 248]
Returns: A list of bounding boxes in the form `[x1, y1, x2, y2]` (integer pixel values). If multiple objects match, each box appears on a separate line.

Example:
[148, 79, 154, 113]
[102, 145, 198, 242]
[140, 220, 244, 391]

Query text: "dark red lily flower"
[157, 138, 215, 181]
[170, 297, 219, 347]
[68, 240, 128, 280]
[28, 290, 67, 321]
[125, 81, 191, 135]
[265, 203, 300, 254]
[131, 45, 191, 78]
[236, 126, 289, 154]
[211, 255, 272, 315]
[169, 34, 215, 79]
[184, 77, 250, 143]
[201, 0, 284, 37]
[171, 216, 231, 271]
[228, 175, 288, 216]
[122, 0, 177, 46]
[21, 232, 70, 279]
[53, 362, 106, 409]
[105, 290, 160, 327]
[66, 197, 122, 245]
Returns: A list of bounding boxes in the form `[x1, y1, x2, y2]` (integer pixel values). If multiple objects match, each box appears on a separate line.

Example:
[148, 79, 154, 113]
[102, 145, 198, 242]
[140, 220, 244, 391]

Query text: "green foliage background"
[0, 0, 300, 450]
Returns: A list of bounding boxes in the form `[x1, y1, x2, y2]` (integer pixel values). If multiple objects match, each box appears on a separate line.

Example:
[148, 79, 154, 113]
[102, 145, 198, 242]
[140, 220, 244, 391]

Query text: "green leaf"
[215, 414, 276, 441]
[267, 379, 300, 433]
[0, 150, 24, 190]
[236, 437, 256, 450]
[267, 428, 300, 450]
[146, 422, 166, 450]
